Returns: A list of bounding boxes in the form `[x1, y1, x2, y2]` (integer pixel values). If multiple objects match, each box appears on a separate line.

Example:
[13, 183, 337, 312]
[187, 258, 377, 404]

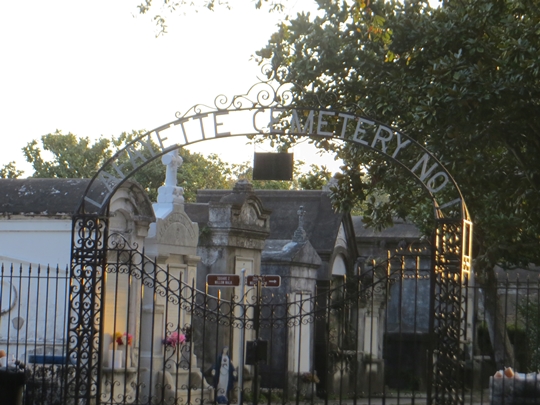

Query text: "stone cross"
[161, 150, 183, 187]
[293, 205, 307, 242]
[297, 206, 306, 230]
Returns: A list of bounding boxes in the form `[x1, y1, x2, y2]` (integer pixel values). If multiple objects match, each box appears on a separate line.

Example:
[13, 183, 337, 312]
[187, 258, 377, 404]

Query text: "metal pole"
[238, 268, 246, 405]
[253, 279, 261, 405]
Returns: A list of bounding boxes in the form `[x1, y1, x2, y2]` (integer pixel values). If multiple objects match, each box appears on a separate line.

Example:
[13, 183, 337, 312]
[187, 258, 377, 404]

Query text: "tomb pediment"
[208, 180, 271, 236]
[156, 209, 198, 246]
[146, 205, 199, 258]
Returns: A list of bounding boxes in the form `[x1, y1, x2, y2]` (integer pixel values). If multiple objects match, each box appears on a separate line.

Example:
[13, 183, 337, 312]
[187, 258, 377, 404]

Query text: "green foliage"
[136, 0, 287, 36]
[516, 299, 540, 371]
[0, 162, 23, 179]
[177, 152, 231, 201]
[23, 130, 112, 178]
[297, 164, 332, 190]
[257, 0, 540, 271]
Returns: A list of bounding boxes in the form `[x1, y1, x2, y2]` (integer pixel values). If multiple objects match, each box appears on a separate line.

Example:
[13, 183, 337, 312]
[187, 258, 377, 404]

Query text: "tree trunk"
[481, 266, 517, 370]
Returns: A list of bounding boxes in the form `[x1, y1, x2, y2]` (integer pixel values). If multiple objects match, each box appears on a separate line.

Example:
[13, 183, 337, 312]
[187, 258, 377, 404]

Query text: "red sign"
[206, 274, 240, 287]
[246, 275, 281, 288]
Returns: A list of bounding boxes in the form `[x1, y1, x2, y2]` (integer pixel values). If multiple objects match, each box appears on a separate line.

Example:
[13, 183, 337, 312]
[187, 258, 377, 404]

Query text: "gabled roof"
[0, 178, 93, 215]
[352, 217, 422, 241]
[0, 178, 154, 218]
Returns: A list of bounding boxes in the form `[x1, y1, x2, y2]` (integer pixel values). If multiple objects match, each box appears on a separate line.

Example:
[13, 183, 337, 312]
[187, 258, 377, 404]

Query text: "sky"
[0, 0, 340, 177]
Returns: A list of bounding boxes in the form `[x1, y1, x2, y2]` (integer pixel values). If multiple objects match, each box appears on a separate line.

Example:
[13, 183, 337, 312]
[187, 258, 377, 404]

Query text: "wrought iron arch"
[69, 78, 473, 405]
[77, 79, 468, 221]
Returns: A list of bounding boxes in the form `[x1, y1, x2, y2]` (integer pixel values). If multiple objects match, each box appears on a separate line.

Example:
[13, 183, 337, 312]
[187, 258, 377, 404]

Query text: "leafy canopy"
[23, 130, 113, 179]
[256, 0, 540, 271]
[136, 0, 288, 35]
[0, 162, 23, 179]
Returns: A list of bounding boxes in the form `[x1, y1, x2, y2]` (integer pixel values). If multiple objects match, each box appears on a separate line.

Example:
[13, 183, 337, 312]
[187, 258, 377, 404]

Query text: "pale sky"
[0, 0, 340, 176]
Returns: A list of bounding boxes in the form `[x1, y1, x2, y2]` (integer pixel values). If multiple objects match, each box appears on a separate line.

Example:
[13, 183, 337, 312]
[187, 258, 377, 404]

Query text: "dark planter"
[0, 367, 26, 405]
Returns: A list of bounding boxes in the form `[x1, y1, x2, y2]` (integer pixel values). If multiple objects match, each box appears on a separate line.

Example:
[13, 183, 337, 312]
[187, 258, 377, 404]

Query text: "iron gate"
[60, 229, 455, 405]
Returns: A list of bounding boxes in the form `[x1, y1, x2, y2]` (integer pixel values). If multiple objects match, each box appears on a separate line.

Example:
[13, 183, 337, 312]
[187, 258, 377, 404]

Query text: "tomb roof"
[0, 178, 153, 217]
[194, 188, 344, 254]
[352, 217, 422, 241]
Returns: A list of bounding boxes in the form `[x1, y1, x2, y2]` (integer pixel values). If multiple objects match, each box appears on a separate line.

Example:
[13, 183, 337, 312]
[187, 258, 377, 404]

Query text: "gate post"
[65, 214, 108, 405]
[429, 219, 473, 405]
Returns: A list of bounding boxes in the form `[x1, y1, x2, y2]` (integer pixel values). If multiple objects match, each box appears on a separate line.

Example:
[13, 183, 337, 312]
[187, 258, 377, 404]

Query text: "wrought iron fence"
[2, 257, 540, 405]
[0, 263, 70, 405]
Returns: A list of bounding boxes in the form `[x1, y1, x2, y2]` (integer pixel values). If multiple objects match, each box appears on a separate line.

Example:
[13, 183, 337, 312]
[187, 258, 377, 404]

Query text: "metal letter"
[290, 109, 314, 134]
[214, 111, 231, 137]
[391, 132, 411, 159]
[352, 117, 375, 145]
[252, 108, 267, 133]
[137, 135, 158, 158]
[411, 153, 439, 181]
[153, 129, 169, 151]
[125, 144, 148, 170]
[427, 171, 449, 193]
[440, 198, 461, 210]
[338, 113, 355, 139]
[97, 170, 123, 193]
[269, 107, 286, 134]
[371, 125, 394, 153]
[193, 113, 210, 139]
[110, 160, 128, 177]
[317, 110, 335, 137]
[83, 196, 104, 210]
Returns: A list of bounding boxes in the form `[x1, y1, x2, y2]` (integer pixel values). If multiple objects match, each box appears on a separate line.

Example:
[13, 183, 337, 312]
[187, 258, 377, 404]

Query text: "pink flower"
[163, 331, 186, 347]
[115, 332, 133, 346]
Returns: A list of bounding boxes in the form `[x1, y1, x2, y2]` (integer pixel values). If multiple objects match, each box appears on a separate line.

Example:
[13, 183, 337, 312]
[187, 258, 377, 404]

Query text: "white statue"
[154, 149, 184, 207]
[162, 149, 183, 188]
[211, 346, 237, 404]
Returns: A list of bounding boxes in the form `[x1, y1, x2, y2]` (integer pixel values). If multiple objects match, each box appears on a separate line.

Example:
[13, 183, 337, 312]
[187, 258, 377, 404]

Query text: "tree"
[0, 162, 23, 179]
[297, 164, 332, 190]
[136, 0, 288, 35]
[175, 152, 231, 201]
[23, 130, 112, 179]
[257, 0, 540, 368]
